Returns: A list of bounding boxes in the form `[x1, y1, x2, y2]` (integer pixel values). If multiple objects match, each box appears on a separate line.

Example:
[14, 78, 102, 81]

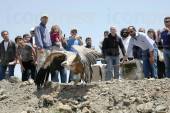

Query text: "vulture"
[35, 45, 102, 88]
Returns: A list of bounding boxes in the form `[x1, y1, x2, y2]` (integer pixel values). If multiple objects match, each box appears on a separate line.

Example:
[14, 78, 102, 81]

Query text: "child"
[15, 36, 37, 81]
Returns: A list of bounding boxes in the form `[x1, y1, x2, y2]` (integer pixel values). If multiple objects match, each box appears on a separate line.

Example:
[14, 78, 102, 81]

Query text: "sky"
[0, 0, 170, 50]
[0, 0, 169, 77]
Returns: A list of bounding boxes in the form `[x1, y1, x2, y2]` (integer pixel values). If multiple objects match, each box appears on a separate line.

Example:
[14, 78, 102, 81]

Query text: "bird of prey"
[35, 45, 102, 88]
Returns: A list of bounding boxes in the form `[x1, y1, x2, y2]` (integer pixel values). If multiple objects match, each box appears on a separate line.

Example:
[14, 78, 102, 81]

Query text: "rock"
[0, 89, 5, 95]
[135, 97, 143, 104]
[129, 97, 136, 103]
[28, 79, 34, 85]
[106, 106, 113, 111]
[123, 99, 130, 106]
[83, 95, 89, 101]
[8, 76, 20, 83]
[20, 81, 29, 88]
[20, 111, 27, 113]
[137, 102, 153, 113]
[27, 109, 36, 113]
[155, 87, 161, 91]
[155, 105, 167, 112]
[82, 107, 91, 113]
[0, 95, 8, 101]
[36, 108, 48, 113]
[40, 95, 54, 107]
[77, 101, 90, 109]
[58, 102, 72, 113]
[106, 81, 113, 84]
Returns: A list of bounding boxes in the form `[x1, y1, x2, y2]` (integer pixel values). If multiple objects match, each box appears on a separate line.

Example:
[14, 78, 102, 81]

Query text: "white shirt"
[127, 32, 154, 57]
[123, 36, 133, 57]
[4, 41, 8, 51]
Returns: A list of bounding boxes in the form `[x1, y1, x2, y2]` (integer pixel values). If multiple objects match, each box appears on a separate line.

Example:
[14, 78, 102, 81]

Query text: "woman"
[50, 25, 67, 83]
[50, 25, 66, 49]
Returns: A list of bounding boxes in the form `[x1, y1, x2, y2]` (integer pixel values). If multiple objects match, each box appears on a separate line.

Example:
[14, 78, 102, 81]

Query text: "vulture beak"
[61, 61, 67, 66]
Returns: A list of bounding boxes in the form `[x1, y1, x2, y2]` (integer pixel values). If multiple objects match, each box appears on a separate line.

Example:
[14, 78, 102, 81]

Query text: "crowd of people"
[0, 15, 170, 84]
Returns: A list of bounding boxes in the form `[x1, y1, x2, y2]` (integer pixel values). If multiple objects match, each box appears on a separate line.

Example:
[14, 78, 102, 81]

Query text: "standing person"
[23, 34, 33, 46]
[50, 25, 67, 83]
[138, 27, 146, 33]
[50, 25, 63, 47]
[0, 31, 17, 80]
[66, 29, 83, 51]
[120, 28, 131, 59]
[160, 17, 170, 78]
[102, 26, 126, 80]
[156, 30, 165, 78]
[65, 29, 83, 82]
[15, 36, 37, 81]
[34, 15, 52, 71]
[127, 26, 158, 79]
[147, 29, 158, 78]
[85, 37, 95, 49]
[99, 31, 109, 64]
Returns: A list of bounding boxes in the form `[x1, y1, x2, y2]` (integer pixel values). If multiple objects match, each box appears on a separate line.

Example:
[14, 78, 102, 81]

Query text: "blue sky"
[0, 0, 170, 50]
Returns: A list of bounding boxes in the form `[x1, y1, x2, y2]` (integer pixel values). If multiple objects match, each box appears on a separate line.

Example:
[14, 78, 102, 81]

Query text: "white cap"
[30, 27, 35, 31]
[41, 14, 48, 18]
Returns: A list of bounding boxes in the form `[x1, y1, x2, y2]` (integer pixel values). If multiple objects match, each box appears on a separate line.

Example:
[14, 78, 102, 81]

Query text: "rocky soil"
[0, 77, 170, 113]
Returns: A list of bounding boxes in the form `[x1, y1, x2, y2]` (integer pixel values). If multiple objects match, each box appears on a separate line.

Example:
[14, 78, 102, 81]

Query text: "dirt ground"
[0, 77, 170, 113]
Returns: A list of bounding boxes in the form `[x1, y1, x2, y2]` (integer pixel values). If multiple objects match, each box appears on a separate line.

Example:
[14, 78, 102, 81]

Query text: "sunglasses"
[129, 31, 134, 33]
[165, 20, 170, 23]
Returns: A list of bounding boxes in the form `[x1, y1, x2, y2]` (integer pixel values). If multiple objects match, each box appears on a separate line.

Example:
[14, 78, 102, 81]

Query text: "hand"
[39, 48, 44, 53]
[149, 56, 154, 64]
[164, 27, 170, 32]
[34, 61, 38, 65]
[76, 36, 82, 40]
[122, 55, 128, 62]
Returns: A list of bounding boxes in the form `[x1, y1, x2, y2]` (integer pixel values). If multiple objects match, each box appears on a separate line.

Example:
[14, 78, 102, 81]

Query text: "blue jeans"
[163, 49, 170, 78]
[105, 56, 120, 80]
[142, 47, 158, 78]
[51, 68, 67, 83]
[0, 64, 15, 80]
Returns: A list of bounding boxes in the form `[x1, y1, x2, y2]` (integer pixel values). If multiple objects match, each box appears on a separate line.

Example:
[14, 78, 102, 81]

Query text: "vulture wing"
[42, 50, 76, 70]
[71, 45, 102, 65]
[35, 50, 77, 87]
[71, 45, 102, 82]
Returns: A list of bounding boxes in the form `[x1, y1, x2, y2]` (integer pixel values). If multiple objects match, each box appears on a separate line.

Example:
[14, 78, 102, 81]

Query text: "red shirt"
[50, 32, 61, 43]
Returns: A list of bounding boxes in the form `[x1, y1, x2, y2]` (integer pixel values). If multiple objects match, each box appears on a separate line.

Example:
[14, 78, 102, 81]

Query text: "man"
[66, 29, 83, 51]
[15, 36, 37, 81]
[0, 31, 17, 80]
[127, 26, 157, 78]
[65, 29, 83, 83]
[102, 26, 126, 80]
[160, 17, 170, 78]
[34, 15, 52, 71]
[85, 37, 95, 49]
[138, 27, 146, 33]
[23, 34, 33, 45]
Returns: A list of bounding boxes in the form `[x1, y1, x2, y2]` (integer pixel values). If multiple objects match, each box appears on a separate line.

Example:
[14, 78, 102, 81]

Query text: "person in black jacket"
[102, 26, 126, 80]
[0, 31, 17, 80]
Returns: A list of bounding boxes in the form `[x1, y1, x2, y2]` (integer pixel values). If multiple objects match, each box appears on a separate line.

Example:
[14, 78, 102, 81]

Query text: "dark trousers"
[51, 68, 67, 83]
[22, 60, 36, 81]
[0, 64, 15, 80]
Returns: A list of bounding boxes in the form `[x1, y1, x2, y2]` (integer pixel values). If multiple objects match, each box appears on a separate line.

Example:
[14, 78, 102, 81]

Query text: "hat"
[41, 14, 48, 19]
[15, 36, 23, 43]
[23, 34, 30, 38]
[30, 27, 35, 32]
